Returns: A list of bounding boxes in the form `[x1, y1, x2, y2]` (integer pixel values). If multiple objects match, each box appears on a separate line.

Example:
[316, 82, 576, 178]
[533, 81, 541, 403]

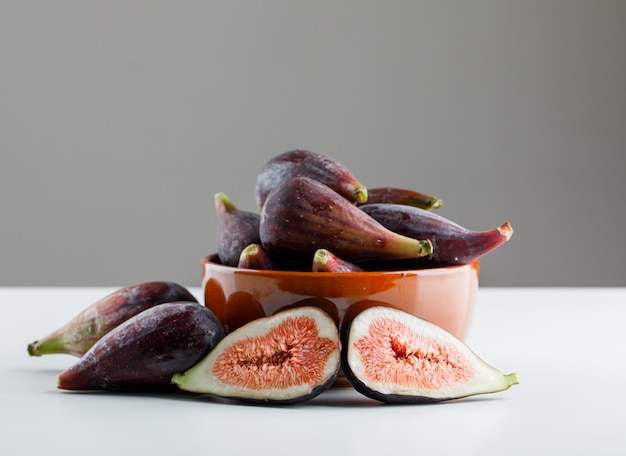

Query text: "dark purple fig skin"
[312, 249, 365, 272]
[215, 192, 261, 267]
[237, 243, 276, 270]
[255, 149, 368, 208]
[358, 187, 443, 211]
[360, 204, 513, 267]
[28, 281, 198, 357]
[57, 302, 225, 391]
[259, 177, 432, 264]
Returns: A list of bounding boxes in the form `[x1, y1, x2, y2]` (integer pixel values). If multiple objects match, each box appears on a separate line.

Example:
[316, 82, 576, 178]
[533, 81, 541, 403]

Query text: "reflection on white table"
[1, 287, 624, 455]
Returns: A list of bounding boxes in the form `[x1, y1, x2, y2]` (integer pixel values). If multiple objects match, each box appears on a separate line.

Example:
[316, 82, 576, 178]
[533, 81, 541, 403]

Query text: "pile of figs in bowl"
[28, 149, 518, 406]
[202, 150, 517, 397]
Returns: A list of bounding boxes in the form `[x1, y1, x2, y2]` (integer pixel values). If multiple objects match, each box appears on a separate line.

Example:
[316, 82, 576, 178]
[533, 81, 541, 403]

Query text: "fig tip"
[313, 249, 330, 265]
[505, 372, 519, 387]
[498, 222, 514, 241]
[214, 191, 236, 213]
[354, 187, 368, 204]
[417, 239, 434, 257]
[27, 341, 41, 357]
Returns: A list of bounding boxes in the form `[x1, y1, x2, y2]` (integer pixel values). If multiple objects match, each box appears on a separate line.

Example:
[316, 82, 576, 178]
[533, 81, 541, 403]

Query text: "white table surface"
[1, 287, 625, 456]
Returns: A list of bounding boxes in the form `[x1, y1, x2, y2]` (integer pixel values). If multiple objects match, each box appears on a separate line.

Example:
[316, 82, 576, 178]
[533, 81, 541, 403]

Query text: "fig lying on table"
[172, 306, 341, 404]
[57, 302, 225, 391]
[27, 281, 197, 358]
[342, 306, 518, 403]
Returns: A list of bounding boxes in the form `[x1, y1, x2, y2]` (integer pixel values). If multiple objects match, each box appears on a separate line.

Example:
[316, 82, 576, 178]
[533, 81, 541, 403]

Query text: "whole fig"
[215, 192, 261, 267]
[57, 302, 225, 391]
[28, 281, 197, 358]
[259, 177, 432, 264]
[255, 149, 368, 208]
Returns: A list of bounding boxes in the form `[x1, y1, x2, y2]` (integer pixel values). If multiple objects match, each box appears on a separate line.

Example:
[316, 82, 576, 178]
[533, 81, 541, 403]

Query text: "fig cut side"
[342, 307, 518, 403]
[172, 307, 341, 404]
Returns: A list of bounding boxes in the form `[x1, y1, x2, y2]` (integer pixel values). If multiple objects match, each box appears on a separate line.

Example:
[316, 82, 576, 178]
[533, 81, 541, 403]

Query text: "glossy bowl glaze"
[202, 254, 479, 387]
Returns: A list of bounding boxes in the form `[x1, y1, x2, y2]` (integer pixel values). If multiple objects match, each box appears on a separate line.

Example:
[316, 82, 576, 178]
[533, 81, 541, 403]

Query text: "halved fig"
[172, 307, 341, 404]
[342, 307, 518, 403]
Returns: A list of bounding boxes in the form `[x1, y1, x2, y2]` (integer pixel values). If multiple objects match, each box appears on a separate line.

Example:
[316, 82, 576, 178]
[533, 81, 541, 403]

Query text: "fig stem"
[497, 222, 514, 241]
[27, 340, 65, 357]
[353, 187, 368, 204]
[505, 373, 519, 387]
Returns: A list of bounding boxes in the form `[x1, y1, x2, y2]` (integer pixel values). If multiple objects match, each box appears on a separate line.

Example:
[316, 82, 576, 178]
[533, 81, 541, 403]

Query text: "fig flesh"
[255, 149, 368, 208]
[342, 306, 518, 403]
[172, 307, 341, 404]
[57, 302, 225, 391]
[215, 192, 262, 267]
[28, 281, 198, 358]
[259, 176, 433, 264]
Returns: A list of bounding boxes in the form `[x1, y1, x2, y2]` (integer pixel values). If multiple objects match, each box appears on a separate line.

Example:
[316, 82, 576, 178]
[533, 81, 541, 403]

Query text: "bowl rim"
[202, 253, 479, 278]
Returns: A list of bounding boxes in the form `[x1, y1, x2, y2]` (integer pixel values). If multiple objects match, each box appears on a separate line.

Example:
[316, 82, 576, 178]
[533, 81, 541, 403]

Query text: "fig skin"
[358, 187, 443, 211]
[259, 176, 433, 264]
[312, 249, 365, 272]
[360, 203, 513, 267]
[215, 192, 262, 267]
[254, 149, 368, 208]
[237, 243, 276, 270]
[27, 281, 198, 358]
[57, 302, 226, 391]
[172, 306, 341, 405]
[342, 306, 518, 404]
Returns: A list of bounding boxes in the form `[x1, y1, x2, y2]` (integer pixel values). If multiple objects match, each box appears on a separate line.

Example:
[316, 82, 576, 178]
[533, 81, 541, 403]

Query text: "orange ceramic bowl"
[202, 254, 479, 386]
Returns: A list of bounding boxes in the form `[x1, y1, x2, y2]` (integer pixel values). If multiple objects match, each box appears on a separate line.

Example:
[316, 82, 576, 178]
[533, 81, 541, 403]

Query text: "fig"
[237, 243, 276, 270]
[342, 306, 518, 403]
[28, 281, 198, 358]
[215, 192, 261, 267]
[360, 203, 513, 267]
[312, 249, 365, 273]
[359, 187, 443, 210]
[57, 302, 225, 391]
[259, 176, 433, 264]
[171, 307, 341, 404]
[255, 149, 368, 208]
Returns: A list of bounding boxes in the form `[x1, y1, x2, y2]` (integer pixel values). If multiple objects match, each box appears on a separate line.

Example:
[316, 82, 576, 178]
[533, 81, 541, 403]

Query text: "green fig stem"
[416, 239, 433, 257]
[215, 191, 236, 214]
[429, 197, 444, 210]
[313, 249, 330, 266]
[497, 222, 514, 241]
[505, 373, 519, 387]
[27, 339, 67, 357]
[353, 187, 368, 204]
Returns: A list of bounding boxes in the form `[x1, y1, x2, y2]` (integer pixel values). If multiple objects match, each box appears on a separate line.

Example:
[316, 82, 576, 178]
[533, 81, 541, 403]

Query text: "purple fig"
[57, 302, 225, 391]
[312, 249, 365, 272]
[27, 281, 197, 357]
[259, 177, 433, 263]
[255, 149, 368, 208]
[215, 192, 261, 267]
[358, 187, 443, 210]
[360, 203, 513, 267]
[237, 243, 276, 270]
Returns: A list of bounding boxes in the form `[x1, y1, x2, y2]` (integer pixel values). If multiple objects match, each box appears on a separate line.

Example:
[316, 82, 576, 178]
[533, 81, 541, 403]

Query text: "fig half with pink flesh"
[342, 306, 518, 403]
[171, 307, 341, 404]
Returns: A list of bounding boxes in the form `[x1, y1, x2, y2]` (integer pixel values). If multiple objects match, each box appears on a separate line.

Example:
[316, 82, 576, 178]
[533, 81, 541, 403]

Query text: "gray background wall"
[2, 1, 625, 287]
